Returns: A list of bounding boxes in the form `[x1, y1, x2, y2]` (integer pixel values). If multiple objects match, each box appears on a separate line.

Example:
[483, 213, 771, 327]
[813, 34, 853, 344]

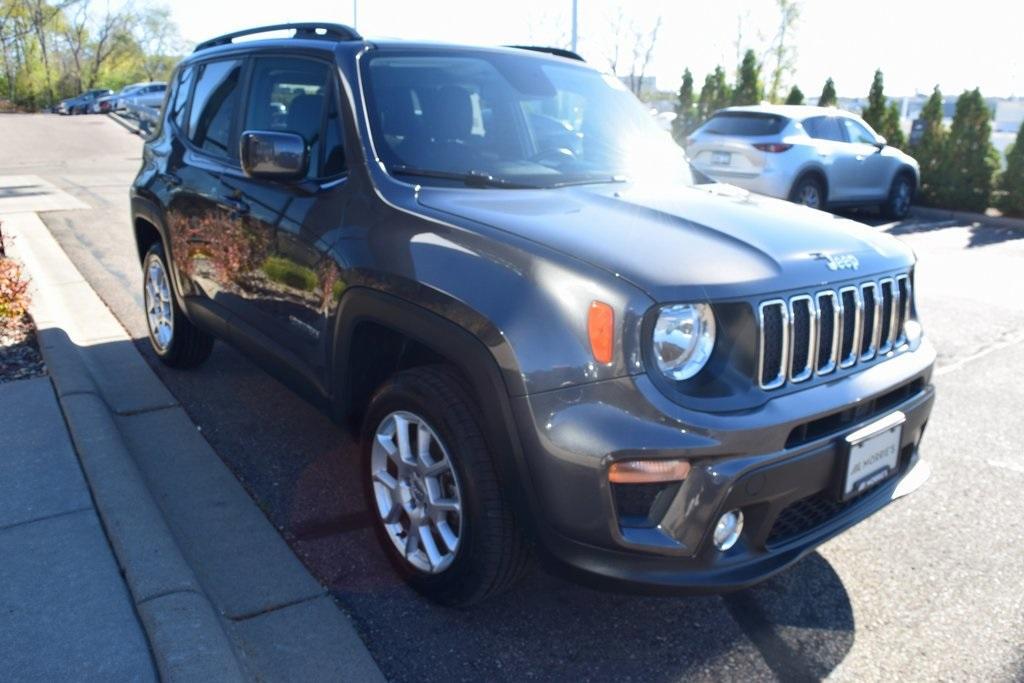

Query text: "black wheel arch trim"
[328, 287, 542, 535]
[790, 166, 829, 203]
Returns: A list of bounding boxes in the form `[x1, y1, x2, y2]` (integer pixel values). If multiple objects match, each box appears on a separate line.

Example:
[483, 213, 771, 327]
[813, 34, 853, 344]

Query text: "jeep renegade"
[131, 23, 936, 605]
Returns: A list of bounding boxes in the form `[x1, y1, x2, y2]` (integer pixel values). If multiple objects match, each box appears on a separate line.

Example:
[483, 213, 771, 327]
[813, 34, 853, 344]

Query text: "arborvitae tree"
[697, 66, 731, 123]
[996, 121, 1024, 216]
[672, 68, 697, 142]
[818, 77, 837, 107]
[862, 69, 888, 132]
[935, 88, 1000, 212]
[784, 85, 804, 105]
[881, 101, 906, 149]
[912, 86, 947, 205]
[732, 49, 763, 106]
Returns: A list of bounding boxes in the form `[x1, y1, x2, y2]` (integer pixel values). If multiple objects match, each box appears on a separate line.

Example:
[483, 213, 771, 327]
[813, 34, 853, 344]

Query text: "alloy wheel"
[799, 183, 821, 209]
[370, 411, 464, 574]
[145, 257, 174, 351]
[893, 179, 911, 216]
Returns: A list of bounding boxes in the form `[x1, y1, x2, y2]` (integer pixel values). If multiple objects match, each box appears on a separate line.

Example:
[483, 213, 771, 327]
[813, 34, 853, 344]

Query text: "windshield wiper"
[390, 165, 542, 189]
[548, 174, 629, 188]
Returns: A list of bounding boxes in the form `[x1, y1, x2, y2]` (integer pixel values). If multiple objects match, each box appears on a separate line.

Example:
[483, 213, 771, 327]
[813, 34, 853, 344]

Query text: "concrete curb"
[909, 205, 1024, 230]
[4, 211, 244, 682]
[3, 209, 384, 681]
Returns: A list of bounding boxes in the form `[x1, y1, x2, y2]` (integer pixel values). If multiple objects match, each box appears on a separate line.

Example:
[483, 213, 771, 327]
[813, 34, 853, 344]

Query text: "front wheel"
[362, 366, 530, 605]
[142, 242, 214, 368]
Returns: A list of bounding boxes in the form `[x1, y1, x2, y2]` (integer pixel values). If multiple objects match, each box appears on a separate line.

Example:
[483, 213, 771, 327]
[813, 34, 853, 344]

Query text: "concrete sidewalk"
[0, 377, 156, 681]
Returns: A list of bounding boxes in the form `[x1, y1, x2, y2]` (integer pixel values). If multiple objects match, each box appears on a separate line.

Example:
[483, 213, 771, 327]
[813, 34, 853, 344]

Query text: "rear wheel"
[362, 365, 530, 605]
[142, 242, 214, 368]
[790, 175, 826, 210]
[881, 173, 914, 220]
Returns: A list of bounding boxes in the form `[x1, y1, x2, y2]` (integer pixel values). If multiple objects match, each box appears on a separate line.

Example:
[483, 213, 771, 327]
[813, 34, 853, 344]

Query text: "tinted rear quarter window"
[702, 113, 788, 136]
[803, 116, 845, 142]
[188, 59, 244, 158]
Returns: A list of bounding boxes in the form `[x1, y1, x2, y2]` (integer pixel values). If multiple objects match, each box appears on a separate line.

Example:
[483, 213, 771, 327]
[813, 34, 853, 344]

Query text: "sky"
[161, 0, 1021, 98]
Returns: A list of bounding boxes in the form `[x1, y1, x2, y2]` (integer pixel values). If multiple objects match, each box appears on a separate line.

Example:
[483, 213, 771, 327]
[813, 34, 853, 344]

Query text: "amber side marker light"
[608, 459, 691, 484]
[588, 301, 614, 364]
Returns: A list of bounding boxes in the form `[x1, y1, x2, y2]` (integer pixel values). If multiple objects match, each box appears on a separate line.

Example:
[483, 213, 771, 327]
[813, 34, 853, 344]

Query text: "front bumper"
[512, 340, 936, 592]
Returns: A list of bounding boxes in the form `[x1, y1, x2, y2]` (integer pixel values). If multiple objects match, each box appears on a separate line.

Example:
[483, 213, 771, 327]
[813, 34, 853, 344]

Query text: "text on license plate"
[843, 412, 905, 499]
[712, 151, 731, 165]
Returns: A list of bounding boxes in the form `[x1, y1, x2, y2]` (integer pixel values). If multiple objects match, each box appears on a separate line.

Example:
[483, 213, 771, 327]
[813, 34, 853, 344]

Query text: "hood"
[416, 181, 914, 302]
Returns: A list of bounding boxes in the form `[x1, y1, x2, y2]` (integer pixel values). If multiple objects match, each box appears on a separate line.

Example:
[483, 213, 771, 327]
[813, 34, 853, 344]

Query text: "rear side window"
[803, 116, 845, 142]
[702, 113, 788, 136]
[169, 68, 193, 130]
[188, 59, 244, 158]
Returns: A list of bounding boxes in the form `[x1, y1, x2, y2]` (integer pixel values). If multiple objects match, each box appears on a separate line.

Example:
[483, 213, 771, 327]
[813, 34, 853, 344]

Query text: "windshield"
[360, 49, 695, 189]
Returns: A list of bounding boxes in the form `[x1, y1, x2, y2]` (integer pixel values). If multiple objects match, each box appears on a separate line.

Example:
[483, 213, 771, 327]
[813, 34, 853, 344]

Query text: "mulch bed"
[0, 315, 46, 383]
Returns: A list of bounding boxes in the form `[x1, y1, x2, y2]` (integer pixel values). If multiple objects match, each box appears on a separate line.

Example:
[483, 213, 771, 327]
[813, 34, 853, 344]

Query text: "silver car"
[686, 105, 919, 219]
[124, 82, 168, 110]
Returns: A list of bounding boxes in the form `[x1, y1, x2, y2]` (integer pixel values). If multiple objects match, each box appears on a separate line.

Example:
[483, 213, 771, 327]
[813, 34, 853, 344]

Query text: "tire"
[881, 173, 914, 220]
[142, 242, 214, 368]
[790, 174, 826, 210]
[361, 365, 530, 605]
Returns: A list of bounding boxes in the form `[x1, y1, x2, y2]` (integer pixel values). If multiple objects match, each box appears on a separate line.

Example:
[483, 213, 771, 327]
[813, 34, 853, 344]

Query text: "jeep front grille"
[757, 274, 910, 390]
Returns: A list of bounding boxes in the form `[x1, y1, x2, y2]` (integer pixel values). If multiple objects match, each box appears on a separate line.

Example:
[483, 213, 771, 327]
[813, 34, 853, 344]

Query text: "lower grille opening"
[766, 443, 916, 547]
[785, 378, 925, 449]
[612, 482, 681, 528]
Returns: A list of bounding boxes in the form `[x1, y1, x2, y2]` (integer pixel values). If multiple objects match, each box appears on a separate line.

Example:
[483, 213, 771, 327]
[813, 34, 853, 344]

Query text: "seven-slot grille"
[758, 274, 911, 390]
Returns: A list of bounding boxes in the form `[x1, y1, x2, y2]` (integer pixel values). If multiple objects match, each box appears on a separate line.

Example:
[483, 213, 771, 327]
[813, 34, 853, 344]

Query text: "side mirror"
[240, 130, 308, 180]
[874, 135, 887, 150]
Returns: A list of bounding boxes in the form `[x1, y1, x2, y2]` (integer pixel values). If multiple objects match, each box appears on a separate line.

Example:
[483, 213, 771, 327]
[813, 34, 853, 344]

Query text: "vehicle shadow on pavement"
[839, 209, 1024, 248]
[134, 340, 855, 682]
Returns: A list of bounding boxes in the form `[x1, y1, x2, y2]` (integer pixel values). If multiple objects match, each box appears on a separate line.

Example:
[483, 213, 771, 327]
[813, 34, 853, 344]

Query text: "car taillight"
[753, 143, 793, 153]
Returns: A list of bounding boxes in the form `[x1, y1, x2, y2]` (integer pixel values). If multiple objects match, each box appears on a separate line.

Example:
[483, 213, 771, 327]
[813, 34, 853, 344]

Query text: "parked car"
[61, 88, 113, 115]
[123, 82, 167, 110]
[686, 105, 919, 219]
[131, 24, 935, 605]
[96, 83, 148, 113]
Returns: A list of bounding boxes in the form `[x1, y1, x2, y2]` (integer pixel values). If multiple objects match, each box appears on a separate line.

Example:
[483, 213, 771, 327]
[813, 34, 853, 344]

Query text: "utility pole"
[353, 0, 358, 30]
[571, 0, 578, 52]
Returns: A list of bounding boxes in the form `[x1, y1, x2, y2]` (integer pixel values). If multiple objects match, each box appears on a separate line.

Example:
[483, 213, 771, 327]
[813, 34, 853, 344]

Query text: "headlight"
[652, 303, 716, 381]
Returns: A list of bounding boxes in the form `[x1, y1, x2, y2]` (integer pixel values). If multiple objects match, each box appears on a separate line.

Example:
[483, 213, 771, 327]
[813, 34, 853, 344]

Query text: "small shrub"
[262, 256, 319, 292]
[0, 239, 31, 337]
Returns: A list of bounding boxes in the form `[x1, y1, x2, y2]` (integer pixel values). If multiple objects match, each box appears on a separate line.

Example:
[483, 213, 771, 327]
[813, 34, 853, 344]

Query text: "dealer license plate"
[842, 411, 905, 500]
[712, 151, 731, 165]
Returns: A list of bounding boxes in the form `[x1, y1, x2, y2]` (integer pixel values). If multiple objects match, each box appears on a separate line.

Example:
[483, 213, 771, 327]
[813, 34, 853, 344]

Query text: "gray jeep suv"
[130, 24, 935, 605]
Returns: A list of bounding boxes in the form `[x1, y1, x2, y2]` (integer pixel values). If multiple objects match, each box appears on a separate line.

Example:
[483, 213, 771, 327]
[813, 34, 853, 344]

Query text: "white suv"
[686, 105, 919, 219]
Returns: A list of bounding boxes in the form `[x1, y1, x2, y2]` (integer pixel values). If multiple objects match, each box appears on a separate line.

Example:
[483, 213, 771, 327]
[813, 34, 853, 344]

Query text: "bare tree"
[766, 0, 801, 103]
[604, 7, 663, 98]
[135, 4, 183, 80]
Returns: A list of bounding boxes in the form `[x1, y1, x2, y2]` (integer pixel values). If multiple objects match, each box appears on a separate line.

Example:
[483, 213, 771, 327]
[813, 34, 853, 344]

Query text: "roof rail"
[194, 23, 362, 52]
[505, 45, 585, 62]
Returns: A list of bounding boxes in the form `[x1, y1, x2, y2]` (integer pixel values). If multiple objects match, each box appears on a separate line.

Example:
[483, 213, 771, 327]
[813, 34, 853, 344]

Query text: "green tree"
[784, 84, 804, 105]
[934, 88, 999, 212]
[671, 68, 697, 142]
[911, 86, 947, 205]
[732, 49, 763, 106]
[697, 66, 731, 123]
[996, 121, 1024, 216]
[818, 77, 837, 107]
[880, 101, 906, 149]
[862, 69, 888, 132]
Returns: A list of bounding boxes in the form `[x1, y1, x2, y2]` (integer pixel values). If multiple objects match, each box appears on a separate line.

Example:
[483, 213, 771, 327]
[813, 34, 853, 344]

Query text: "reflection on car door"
[221, 56, 352, 377]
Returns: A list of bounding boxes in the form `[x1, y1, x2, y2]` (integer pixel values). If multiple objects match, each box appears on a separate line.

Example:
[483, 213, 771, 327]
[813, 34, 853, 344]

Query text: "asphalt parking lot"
[3, 113, 1022, 682]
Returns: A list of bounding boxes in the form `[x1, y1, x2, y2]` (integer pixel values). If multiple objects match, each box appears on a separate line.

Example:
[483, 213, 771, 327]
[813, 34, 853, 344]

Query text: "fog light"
[713, 510, 744, 551]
